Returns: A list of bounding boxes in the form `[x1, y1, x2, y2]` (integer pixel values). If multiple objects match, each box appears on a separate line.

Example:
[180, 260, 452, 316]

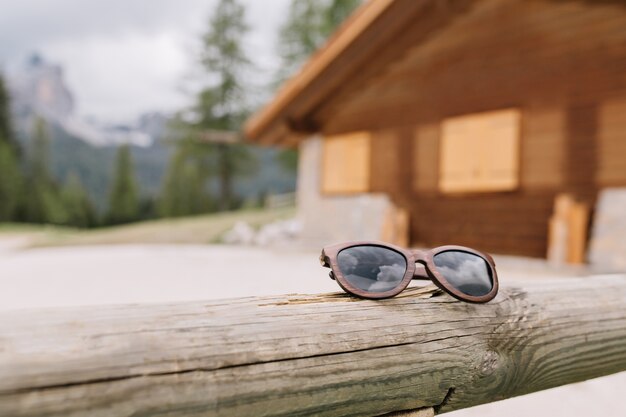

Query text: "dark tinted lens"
[337, 245, 407, 293]
[433, 250, 493, 297]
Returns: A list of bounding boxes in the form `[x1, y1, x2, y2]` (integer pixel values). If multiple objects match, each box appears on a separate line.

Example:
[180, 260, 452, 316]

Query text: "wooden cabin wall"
[368, 106, 564, 257]
[324, 0, 626, 257]
[597, 97, 626, 187]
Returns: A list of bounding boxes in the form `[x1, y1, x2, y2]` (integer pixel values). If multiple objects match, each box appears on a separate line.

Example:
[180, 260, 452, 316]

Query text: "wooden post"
[548, 193, 590, 265]
[1, 276, 626, 417]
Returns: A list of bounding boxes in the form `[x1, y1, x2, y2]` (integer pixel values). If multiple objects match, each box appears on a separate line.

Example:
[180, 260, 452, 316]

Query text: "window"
[439, 109, 521, 193]
[321, 132, 371, 194]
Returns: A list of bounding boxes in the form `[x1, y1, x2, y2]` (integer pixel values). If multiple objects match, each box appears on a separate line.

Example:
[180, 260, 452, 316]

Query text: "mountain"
[7, 54, 155, 147]
[4, 54, 296, 213]
[8, 54, 74, 122]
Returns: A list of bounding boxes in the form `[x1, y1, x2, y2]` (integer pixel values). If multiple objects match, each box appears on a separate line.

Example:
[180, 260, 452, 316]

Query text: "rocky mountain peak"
[6, 54, 164, 147]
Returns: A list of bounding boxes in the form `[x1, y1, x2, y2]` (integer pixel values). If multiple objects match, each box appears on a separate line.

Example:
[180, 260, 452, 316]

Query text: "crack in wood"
[258, 286, 444, 306]
[374, 387, 454, 416]
[1, 277, 625, 417]
[1, 336, 468, 395]
[433, 387, 456, 413]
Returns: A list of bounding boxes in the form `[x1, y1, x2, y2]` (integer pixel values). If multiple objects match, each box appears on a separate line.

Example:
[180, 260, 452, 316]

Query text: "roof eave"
[244, 0, 396, 145]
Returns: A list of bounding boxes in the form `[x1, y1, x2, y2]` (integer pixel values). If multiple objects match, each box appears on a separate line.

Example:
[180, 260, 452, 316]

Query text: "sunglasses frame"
[320, 241, 498, 303]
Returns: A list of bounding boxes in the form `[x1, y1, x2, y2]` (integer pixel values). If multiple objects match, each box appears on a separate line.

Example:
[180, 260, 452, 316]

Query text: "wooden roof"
[244, 0, 451, 146]
[244, 0, 616, 147]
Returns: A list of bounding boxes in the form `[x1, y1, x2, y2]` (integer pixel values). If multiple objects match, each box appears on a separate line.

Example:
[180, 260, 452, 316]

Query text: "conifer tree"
[0, 74, 14, 147]
[61, 173, 97, 228]
[160, 147, 212, 217]
[0, 74, 22, 221]
[322, 0, 361, 38]
[198, 0, 256, 211]
[162, 0, 256, 215]
[277, 0, 326, 80]
[278, 0, 361, 80]
[107, 145, 139, 224]
[23, 118, 67, 224]
[0, 141, 21, 221]
[275, 0, 361, 173]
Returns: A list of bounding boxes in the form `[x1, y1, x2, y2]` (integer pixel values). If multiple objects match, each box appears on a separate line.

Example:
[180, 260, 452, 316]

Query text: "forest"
[0, 0, 360, 228]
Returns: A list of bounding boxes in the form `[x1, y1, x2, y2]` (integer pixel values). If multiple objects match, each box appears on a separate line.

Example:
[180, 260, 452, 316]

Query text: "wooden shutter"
[439, 109, 521, 193]
[321, 132, 371, 194]
[598, 97, 626, 185]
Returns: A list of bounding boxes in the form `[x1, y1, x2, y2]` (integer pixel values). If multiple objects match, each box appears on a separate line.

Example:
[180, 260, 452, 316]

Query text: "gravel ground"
[0, 240, 624, 416]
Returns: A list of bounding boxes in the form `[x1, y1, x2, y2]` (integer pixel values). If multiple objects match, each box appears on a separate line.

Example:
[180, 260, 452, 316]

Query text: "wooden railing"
[265, 192, 297, 209]
[1, 276, 625, 416]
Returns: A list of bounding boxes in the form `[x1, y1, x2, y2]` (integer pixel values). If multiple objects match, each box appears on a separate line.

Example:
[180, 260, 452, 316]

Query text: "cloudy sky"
[0, 0, 290, 123]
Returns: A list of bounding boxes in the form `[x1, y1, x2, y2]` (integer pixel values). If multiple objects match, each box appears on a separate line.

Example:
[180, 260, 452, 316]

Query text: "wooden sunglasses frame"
[320, 241, 498, 303]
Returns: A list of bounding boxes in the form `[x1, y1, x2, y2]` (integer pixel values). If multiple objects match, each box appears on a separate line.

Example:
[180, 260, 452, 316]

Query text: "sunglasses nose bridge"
[410, 249, 427, 262]
[409, 250, 430, 280]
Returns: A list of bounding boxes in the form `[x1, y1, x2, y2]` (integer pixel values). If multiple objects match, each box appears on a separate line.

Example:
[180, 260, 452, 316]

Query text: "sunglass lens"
[433, 250, 493, 296]
[337, 245, 407, 293]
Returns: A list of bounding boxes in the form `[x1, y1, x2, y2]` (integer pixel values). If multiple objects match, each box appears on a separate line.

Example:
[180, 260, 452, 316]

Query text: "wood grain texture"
[321, 132, 371, 194]
[1, 277, 626, 417]
[439, 109, 521, 193]
[317, 0, 626, 257]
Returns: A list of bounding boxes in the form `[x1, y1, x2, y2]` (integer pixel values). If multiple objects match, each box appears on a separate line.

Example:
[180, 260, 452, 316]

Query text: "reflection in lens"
[337, 245, 407, 293]
[433, 250, 493, 296]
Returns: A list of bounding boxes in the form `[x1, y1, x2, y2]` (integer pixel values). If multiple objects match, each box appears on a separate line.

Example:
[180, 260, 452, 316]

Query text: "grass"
[0, 207, 296, 248]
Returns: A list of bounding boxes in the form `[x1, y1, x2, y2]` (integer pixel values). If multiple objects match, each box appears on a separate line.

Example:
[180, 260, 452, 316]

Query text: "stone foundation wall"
[296, 136, 396, 247]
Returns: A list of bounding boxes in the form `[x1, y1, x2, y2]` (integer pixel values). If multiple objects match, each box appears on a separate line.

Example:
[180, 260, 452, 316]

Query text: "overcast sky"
[0, 0, 290, 123]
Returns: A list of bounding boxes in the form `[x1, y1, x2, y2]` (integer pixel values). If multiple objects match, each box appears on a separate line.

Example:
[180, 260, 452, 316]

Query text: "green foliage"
[21, 118, 66, 224]
[200, 0, 250, 128]
[61, 173, 97, 228]
[213, 142, 258, 210]
[0, 74, 14, 146]
[0, 73, 22, 221]
[277, 0, 361, 80]
[0, 141, 22, 221]
[30, 119, 52, 185]
[277, 148, 299, 174]
[272, 0, 362, 173]
[196, 0, 257, 210]
[159, 145, 213, 217]
[161, 0, 258, 216]
[278, 0, 326, 80]
[13, 118, 100, 227]
[107, 145, 139, 225]
[322, 0, 362, 35]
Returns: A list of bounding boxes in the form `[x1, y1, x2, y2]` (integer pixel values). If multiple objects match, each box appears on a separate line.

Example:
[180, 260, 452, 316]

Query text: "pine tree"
[25, 119, 49, 223]
[275, 0, 361, 173]
[160, 146, 212, 217]
[107, 145, 139, 225]
[277, 0, 326, 80]
[161, 0, 256, 215]
[22, 118, 67, 224]
[61, 173, 97, 228]
[0, 141, 21, 221]
[197, 0, 256, 211]
[0, 74, 14, 146]
[277, 0, 361, 80]
[0, 73, 22, 221]
[322, 0, 362, 37]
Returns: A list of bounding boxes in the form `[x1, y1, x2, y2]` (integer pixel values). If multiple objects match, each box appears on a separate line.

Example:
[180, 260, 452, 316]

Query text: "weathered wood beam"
[195, 129, 241, 144]
[1, 276, 625, 416]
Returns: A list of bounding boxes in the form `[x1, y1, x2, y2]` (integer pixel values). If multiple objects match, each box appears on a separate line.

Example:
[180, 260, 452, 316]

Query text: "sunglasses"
[320, 241, 498, 303]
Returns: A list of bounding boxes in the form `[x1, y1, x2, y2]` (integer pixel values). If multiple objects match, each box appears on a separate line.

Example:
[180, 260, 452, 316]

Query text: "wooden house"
[245, 0, 626, 259]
